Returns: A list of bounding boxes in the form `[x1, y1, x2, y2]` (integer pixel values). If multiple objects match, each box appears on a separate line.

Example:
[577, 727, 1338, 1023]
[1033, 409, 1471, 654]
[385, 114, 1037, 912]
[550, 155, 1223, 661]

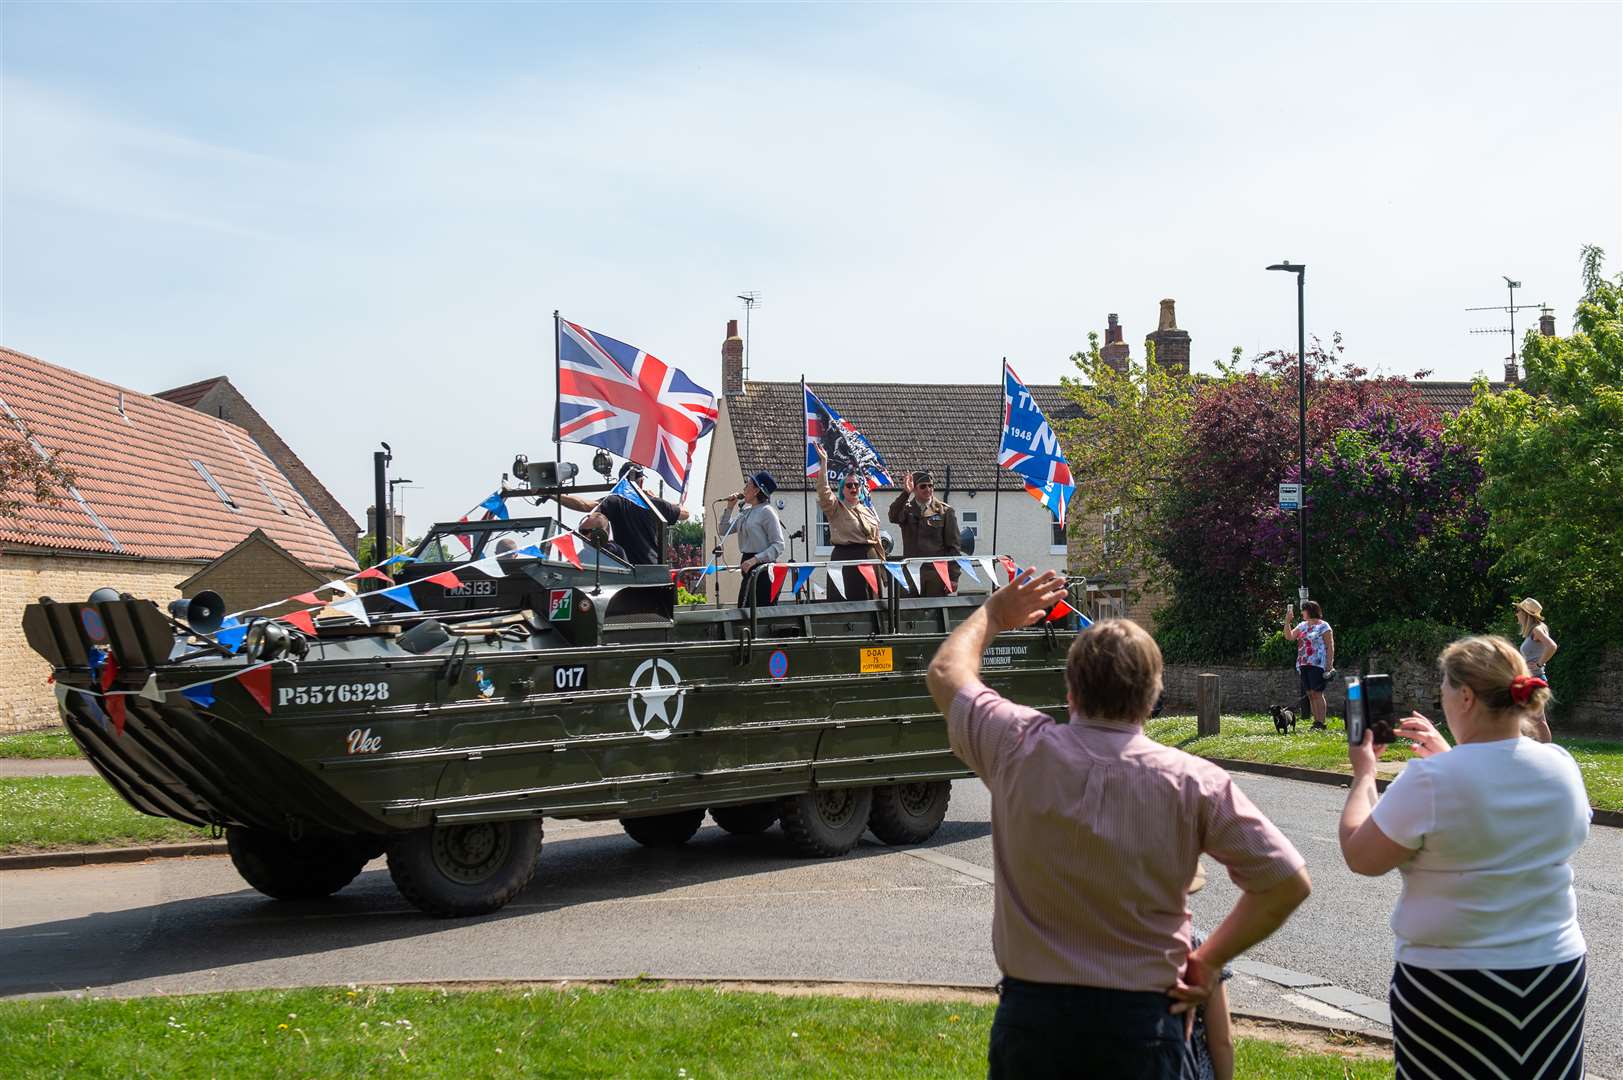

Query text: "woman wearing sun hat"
[1515, 598, 1558, 743]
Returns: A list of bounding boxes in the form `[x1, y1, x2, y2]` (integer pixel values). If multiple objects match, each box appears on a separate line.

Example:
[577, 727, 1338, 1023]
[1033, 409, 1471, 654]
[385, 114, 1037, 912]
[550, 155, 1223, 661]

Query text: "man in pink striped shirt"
[927, 569, 1311, 1079]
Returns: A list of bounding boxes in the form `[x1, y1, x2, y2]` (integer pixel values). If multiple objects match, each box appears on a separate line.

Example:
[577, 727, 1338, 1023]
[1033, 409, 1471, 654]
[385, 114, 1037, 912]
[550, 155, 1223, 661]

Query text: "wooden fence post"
[1196, 673, 1222, 737]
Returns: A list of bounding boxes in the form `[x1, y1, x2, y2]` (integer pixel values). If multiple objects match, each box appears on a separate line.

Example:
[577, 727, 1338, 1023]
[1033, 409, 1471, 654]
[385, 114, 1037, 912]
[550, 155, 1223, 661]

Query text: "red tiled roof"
[1409, 380, 1504, 415]
[153, 376, 227, 410]
[0, 347, 357, 571]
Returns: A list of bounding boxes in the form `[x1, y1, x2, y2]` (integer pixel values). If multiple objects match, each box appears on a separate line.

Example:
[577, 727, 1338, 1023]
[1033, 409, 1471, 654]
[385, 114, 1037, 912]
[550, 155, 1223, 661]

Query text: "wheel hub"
[897, 783, 933, 816]
[814, 788, 858, 826]
[430, 823, 510, 885]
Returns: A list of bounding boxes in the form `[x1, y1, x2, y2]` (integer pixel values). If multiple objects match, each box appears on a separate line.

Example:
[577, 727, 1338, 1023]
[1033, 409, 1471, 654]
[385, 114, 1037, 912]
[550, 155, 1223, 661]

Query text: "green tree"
[1452, 245, 1623, 702]
[1056, 336, 1196, 595]
[0, 421, 76, 523]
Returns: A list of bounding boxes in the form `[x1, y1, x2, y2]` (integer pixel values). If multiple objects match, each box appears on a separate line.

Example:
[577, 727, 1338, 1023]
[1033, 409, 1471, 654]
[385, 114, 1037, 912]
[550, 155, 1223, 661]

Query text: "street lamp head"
[1267, 261, 1306, 273]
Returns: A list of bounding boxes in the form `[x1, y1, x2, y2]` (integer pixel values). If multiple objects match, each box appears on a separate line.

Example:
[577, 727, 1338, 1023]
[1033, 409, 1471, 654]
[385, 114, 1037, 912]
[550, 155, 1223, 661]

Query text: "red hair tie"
[1509, 675, 1548, 705]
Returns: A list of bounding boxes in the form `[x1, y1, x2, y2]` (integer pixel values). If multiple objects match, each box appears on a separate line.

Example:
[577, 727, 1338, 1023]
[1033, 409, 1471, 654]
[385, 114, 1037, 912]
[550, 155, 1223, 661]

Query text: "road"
[3, 774, 1618, 1077]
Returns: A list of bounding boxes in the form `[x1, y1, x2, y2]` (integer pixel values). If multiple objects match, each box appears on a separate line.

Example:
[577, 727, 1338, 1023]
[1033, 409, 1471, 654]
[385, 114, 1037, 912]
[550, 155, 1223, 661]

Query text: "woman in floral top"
[1284, 600, 1334, 730]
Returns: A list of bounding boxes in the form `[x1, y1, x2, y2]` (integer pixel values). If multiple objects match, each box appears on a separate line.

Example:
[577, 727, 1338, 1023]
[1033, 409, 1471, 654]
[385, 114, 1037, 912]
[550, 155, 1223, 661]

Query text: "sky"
[4, 2, 1619, 534]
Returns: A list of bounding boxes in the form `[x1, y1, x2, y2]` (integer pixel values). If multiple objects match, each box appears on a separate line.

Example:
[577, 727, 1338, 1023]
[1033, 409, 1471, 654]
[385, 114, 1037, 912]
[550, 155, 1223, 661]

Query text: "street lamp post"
[1267, 261, 1308, 605]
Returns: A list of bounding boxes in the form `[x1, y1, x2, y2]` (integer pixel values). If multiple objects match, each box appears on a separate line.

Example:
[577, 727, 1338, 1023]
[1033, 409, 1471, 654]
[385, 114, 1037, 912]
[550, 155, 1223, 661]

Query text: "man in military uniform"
[889, 470, 961, 596]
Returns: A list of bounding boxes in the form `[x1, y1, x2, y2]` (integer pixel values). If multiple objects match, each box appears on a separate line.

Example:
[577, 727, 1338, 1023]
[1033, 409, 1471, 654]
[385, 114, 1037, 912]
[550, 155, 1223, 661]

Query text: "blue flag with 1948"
[998, 362, 1074, 526]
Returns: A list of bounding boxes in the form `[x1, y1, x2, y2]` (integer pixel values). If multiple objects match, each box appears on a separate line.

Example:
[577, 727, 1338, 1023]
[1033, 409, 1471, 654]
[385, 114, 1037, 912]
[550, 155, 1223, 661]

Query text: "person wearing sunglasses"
[814, 442, 883, 600]
[890, 469, 962, 596]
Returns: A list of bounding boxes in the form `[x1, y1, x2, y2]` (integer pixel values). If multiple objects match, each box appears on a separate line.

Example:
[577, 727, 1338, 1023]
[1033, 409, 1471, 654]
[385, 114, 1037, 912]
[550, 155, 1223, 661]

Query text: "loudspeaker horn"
[168, 590, 226, 635]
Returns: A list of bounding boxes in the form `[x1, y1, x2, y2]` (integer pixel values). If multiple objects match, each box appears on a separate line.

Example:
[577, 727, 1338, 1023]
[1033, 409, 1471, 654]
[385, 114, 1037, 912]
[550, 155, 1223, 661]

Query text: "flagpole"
[800, 374, 811, 599]
[552, 311, 562, 468]
[991, 357, 1004, 572]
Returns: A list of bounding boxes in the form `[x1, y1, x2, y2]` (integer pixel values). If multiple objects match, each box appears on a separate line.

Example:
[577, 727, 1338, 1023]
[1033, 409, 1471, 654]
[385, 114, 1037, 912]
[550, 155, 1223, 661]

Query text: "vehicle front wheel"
[709, 802, 779, 836]
[386, 819, 542, 917]
[622, 808, 706, 847]
[226, 827, 373, 900]
[779, 786, 873, 857]
[868, 781, 952, 844]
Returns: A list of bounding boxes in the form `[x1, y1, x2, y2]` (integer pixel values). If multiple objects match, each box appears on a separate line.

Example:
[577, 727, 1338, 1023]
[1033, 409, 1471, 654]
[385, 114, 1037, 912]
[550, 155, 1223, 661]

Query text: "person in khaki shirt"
[889, 469, 961, 597]
[814, 442, 883, 600]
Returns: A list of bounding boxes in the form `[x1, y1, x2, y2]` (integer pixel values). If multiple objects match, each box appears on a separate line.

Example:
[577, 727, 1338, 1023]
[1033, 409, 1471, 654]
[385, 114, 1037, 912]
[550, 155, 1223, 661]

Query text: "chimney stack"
[1099, 314, 1130, 374]
[1144, 298, 1191, 375]
[722, 319, 745, 396]
[1538, 307, 1556, 337]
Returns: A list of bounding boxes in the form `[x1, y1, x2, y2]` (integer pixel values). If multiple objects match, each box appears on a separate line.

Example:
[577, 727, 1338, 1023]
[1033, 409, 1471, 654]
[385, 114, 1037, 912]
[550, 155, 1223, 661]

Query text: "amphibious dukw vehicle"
[23, 474, 1075, 917]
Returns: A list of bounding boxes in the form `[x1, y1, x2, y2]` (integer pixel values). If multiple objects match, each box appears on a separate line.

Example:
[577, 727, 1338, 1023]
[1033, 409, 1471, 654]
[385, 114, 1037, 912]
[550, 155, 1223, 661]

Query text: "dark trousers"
[737, 553, 775, 608]
[830, 543, 875, 599]
[989, 977, 1186, 1080]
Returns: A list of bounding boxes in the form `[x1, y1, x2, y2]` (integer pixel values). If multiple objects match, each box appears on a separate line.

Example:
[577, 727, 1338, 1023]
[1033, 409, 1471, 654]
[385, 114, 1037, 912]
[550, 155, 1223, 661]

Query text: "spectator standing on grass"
[1339, 635, 1589, 1080]
[1284, 600, 1334, 730]
[1515, 597, 1559, 743]
[927, 571, 1311, 1080]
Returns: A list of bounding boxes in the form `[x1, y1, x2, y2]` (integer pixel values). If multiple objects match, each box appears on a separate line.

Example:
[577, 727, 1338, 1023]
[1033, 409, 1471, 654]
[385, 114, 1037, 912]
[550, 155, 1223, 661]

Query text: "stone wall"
[1163, 648, 1623, 738]
[0, 552, 196, 732]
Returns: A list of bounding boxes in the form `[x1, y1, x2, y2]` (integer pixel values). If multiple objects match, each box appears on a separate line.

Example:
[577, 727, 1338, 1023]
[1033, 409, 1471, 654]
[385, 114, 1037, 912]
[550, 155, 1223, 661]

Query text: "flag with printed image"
[998, 362, 1074, 526]
[804, 384, 893, 490]
[557, 319, 717, 493]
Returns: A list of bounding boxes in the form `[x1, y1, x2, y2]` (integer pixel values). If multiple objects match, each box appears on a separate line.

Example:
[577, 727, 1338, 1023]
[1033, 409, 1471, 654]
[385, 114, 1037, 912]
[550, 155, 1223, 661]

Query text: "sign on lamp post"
[1278, 483, 1302, 511]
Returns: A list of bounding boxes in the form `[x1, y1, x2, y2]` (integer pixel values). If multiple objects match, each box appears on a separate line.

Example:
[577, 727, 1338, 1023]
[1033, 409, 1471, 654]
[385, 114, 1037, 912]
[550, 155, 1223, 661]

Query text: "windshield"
[414, 518, 631, 571]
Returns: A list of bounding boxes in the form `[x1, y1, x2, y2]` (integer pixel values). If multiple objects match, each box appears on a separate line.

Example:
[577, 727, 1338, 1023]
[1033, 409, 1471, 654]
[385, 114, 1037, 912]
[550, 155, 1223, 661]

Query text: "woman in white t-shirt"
[1337, 635, 1590, 1080]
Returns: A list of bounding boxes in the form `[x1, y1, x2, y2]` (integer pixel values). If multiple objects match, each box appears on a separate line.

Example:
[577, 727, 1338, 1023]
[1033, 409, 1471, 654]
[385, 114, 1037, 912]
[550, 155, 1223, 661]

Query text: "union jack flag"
[557, 320, 718, 493]
[999, 361, 1074, 526]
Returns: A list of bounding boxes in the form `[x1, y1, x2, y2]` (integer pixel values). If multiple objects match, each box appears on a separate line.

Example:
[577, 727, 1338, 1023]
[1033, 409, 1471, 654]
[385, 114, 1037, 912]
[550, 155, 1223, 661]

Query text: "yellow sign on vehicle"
[859, 647, 893, 673]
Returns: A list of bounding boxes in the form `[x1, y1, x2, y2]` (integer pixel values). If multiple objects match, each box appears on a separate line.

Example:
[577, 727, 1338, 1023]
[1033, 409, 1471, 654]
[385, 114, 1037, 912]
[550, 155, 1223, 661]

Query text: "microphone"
[788, 528, 805, 541]
[715, 491, 746, 503]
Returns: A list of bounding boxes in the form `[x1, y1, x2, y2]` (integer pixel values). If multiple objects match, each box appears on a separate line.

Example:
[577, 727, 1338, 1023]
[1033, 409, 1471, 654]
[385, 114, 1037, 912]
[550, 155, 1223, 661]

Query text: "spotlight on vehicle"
[168, 591, 226, 635]
[243, 619, 309, 663]
[87, 588, 122, 605]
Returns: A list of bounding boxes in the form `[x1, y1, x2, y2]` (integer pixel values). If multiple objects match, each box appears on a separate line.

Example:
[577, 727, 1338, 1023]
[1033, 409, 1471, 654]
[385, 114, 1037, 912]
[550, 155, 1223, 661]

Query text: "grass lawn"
[0, 777, 207, 853]
[0, 729, 80, 759]
[1147, 714, 1623, 812]
[0, 985, 1392, 1079]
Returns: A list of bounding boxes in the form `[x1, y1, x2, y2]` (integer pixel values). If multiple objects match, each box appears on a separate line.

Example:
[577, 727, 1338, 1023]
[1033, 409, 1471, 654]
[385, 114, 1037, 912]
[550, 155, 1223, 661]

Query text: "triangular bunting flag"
[883, 562, 909, 591]
[99, 650, 119, 693]
[552, 533, 582, 569]
[330, 596, 370, 626]
[858, 564, 879, 594]
[279, 609, 318, 635]
[323, 579, 356, 596]
[238, 665, 274, 714]
[216, 624, 248, 651]
[811, 581, 827, 600]
[957, 557, 982, 584]
[825, 567, 844, 598]
[181, 682, 216, 708]
[423, 570, 463, 588]
[932, 560, 953, 592]
[979, 558, 997, 585]
[138, 674, 165, 702]
[516, 545, 543, 558]
[768, 564, 790, 602]
[379, 584, 419, 611]
[999, 556, 1020, 582]
[467, 556, 506, 579]
[290, 592, 321, 605]
[354, 566, 394, 585]
[1047, 598, 1078, 623]
[479, 491, 511, 520]
[378, 554, 417, 569]
[793, 565, 814, 596]
[702, 563, 717, 576]
[106, 693, 127, 735]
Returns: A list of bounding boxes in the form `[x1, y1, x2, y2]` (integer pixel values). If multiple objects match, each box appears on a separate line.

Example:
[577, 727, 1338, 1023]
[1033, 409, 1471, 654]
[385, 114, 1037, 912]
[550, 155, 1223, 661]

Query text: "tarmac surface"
[2, 774, 1618, 1077]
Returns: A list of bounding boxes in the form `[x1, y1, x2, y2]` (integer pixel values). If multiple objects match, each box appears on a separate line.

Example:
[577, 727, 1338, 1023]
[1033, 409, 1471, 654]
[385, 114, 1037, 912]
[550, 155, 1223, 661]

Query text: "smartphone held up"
[1344, 673, 1396, 745]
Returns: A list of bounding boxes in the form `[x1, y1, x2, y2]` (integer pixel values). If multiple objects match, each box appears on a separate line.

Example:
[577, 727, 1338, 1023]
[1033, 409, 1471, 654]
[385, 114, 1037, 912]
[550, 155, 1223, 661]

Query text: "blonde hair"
[1066, 618, 1164, 722]
[1439, 635, 1552, 717]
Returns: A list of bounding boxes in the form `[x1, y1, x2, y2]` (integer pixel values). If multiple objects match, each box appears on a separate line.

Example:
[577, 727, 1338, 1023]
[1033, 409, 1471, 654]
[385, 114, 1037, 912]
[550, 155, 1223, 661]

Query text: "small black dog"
[1269, 704, 1298, 735]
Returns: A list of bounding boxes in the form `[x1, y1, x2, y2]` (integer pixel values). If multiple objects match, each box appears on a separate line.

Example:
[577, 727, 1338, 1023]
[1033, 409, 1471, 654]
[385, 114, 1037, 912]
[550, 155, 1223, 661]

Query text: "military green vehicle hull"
[23, 528, 1071, 916]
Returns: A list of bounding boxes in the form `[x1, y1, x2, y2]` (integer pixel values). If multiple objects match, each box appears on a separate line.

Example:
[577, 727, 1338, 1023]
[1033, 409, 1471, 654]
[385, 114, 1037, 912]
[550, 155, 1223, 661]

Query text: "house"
[156, 376, 361, 553]
[701, 320, 1081, 603]
[0, 347, 357, 731]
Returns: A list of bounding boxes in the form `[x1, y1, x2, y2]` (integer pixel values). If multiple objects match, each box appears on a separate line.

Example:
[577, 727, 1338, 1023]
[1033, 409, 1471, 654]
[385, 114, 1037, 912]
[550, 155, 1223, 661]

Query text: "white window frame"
[1050, 517, 1068, 555]
[814, 509, 833, 555]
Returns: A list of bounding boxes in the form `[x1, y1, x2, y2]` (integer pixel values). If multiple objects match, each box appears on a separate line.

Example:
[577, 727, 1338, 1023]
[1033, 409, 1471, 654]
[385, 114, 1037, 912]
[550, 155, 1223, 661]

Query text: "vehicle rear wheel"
[779, 786, 874, 857]
[709, 802, 779, 836]
[868, 781, 952, 844]
[226, 827, 372, 900]
[622, 808, 706, 847]
[386, 819, 542, 917]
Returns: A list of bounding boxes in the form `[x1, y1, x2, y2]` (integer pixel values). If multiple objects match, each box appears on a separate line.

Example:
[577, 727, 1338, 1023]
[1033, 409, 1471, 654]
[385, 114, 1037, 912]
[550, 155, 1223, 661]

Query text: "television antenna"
[1466, 276, 1545, 372]
[736, 291, 762, 381]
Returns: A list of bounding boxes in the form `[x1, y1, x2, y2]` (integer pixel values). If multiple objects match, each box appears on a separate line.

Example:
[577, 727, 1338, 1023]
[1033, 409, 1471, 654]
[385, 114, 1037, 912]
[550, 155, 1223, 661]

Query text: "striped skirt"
[1389, 955, 1587, 1079]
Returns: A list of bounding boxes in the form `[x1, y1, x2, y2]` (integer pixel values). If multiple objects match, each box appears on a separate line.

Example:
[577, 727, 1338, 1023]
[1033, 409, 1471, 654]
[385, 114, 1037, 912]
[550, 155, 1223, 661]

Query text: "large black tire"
[709, 802, 779, 837]
[779, 786, 874, 857]
[622, 808, 706, 847]
[386, 819, 542, 917]
[868, 781, 952, 845]
[226, 827, 372, 901]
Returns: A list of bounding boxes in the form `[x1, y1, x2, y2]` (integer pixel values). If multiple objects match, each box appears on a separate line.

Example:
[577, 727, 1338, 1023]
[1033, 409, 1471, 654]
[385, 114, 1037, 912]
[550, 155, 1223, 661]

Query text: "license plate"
[446, 580, 497, 597]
